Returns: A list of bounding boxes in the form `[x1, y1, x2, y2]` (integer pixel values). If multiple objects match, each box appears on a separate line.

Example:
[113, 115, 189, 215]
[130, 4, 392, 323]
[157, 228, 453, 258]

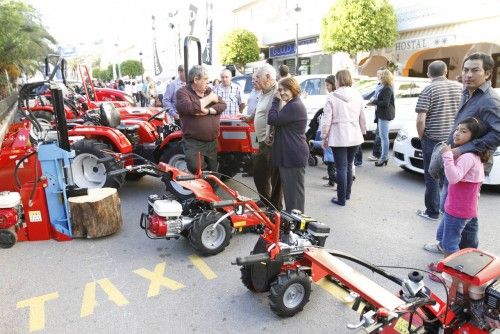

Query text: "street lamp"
[294, 4, 302, 75]
[139, 51, 144, 83]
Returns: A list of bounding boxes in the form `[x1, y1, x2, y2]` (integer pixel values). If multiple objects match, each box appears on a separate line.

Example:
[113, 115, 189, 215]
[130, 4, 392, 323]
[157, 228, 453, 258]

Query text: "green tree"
[219, 29, 259, 73]
[92, 65, 113, 82]
[120, 59, 143, 78]
[320, 0, 398, 64]
[0, 0, 56, 78]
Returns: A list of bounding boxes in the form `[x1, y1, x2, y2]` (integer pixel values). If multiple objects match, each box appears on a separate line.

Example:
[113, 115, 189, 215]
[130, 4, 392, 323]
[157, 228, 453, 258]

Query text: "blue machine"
[37, 143, 75, 237]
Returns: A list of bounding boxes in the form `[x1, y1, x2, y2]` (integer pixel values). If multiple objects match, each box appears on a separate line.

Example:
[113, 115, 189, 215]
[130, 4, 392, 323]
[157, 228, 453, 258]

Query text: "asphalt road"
[1, 148, 499, 333]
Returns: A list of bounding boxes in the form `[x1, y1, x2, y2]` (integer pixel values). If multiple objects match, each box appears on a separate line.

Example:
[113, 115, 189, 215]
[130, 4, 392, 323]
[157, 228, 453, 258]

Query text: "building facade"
[231, 0, 500, 86]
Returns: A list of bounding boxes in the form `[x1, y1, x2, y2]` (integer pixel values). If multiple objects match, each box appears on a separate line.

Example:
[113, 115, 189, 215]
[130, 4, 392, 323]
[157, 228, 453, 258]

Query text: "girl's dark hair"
[460, 117, 491, 162]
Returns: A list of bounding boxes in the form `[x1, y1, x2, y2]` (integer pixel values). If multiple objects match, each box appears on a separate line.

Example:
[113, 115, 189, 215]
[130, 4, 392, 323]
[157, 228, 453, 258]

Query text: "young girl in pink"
[424, 117, 490, 266]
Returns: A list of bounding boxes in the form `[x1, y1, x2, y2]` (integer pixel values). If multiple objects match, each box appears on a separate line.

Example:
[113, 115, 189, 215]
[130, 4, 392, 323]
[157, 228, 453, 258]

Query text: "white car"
[355, 77, 431, 138]
[393, 125, 500, 185]
[296, 75, 431, 138]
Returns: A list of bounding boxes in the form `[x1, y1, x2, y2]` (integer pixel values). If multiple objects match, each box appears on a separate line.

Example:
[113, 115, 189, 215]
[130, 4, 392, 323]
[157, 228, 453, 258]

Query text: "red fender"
[121, 119, 158, 143]
[158, 130, 183, 151]
[28, 105, 76, 120]
[68, 125, 133, 153]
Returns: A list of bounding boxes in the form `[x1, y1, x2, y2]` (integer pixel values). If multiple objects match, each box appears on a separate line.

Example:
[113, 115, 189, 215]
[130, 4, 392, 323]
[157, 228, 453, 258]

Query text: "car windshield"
[232, 76, 253, 94]
[353, 78, 430, 99]
[300, 78, 327, 95]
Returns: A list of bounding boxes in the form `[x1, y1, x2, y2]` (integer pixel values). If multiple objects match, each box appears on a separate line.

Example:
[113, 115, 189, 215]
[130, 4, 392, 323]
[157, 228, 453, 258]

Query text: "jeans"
[354, 146, 363, 166]
[436, 212, 479, 254]
[421, 136, 442, 218]
[331, 146, 358, 205]
[378, 119, 390, 160]
[372, 123, 381, 158]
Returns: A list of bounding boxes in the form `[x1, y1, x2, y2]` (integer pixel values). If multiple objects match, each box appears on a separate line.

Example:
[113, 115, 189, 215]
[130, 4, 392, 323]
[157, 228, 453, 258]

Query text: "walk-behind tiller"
[231, 202, 500, 333]
[134, 158, 329, 256]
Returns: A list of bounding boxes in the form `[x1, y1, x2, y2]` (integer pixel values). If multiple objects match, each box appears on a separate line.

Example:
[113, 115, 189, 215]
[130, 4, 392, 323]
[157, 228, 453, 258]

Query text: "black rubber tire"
[125, 172, 144, 181]
[241, 238, 282, 292]
[33, 111, 54, 131]
[71, 139, 125, 189]
[159, 141, 187, 171]
[0, 228, 17, 249]
[189, 211, 232, 256]
[269, 270, 311, 317]
[160, 141, 195, 200]
[308, 155, 318, 167]
[218, 157, 239, 180]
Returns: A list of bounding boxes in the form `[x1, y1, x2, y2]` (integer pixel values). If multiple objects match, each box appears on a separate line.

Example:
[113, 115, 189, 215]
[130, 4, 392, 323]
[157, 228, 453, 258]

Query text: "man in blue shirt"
[162, 65, 186, 122]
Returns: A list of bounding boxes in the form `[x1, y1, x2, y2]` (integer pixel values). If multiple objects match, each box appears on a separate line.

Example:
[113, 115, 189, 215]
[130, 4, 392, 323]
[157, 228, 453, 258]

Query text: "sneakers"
[367, 155, 379, 161]
[416, 209, 439, 221]
[424, 242, 445, 255]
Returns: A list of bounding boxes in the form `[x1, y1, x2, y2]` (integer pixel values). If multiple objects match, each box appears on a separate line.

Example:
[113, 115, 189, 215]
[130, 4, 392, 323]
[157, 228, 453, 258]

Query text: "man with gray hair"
[213, 69, 245, 115]
[175, 65, 227, 173]
[415, 60, 462, 221]
[248, 63, 283, 209]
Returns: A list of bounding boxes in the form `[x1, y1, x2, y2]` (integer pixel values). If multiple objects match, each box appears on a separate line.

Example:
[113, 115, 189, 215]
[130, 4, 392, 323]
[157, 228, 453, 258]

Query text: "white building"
[230, 0, 500, 86]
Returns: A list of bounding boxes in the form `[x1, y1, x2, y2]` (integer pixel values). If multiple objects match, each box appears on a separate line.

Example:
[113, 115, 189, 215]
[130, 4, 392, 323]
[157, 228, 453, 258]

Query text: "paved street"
[1, 148, 499, 334]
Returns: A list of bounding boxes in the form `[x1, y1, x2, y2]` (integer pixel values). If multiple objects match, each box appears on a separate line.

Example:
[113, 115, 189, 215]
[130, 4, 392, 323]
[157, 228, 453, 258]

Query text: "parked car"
[392, 124, 500, 186]
[295, 75, 431, 139]
[355, 76, 431, 139]
[295, 74, 330, 122]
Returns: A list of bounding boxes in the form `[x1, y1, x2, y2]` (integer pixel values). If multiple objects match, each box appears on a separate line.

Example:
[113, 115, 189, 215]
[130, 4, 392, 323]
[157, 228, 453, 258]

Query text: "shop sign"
[270, 36, 320, 58]
[395, 35, 456, 51]
[270, 42, 296, 58]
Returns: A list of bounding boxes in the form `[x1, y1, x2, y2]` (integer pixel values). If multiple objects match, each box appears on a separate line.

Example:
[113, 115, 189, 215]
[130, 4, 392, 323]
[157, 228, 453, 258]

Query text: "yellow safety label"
[233, 221, 246, 228]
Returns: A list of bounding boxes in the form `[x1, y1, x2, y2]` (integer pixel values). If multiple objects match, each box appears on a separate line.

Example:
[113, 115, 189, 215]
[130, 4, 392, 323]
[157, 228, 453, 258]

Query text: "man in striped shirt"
[213, 69, 245, 116]
[415, 60, 463, 221]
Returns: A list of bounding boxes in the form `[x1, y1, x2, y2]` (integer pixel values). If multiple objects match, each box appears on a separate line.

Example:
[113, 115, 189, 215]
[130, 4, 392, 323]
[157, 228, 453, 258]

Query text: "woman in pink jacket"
[321, 70, 366, 206]
[424, 117, 490, 278]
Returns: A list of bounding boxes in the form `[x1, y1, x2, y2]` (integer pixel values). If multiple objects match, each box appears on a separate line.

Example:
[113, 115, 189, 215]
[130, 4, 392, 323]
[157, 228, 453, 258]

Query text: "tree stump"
[69, 188, 123, 238]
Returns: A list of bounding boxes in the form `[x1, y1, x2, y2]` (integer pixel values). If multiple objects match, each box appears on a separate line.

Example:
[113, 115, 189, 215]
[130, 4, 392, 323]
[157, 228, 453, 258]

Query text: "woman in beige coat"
[321, 70, 366, 206]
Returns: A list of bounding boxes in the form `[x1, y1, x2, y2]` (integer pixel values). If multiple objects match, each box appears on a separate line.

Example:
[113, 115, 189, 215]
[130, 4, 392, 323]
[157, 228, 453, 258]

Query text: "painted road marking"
[133, 262, 185, 297]
[188, 255, 217, 280]
[16, 292, 59, 332]
[80, 278, 129, 317]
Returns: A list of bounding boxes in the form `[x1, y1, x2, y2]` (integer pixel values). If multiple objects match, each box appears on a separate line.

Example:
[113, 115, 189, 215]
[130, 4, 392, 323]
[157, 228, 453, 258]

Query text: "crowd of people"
[120, 52, 499, 280]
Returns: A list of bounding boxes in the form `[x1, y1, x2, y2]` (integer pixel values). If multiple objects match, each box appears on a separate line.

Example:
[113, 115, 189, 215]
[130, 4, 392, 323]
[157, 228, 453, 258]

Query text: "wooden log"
[68, 187, 123, 238]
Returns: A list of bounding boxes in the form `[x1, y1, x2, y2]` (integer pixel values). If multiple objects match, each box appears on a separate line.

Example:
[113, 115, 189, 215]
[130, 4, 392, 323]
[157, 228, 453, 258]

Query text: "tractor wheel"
[218, 156, 240, 180]
[240, 265, 255, 291]
[160, 142, 194, 200]
[71, 139, 125, 189]
[33, 111, 54, 131]
[247, 237, 282, 292]
[189, 211, 232, 256]
[0, 228, 17, 249]
[269, 270, 311, 317]
[159, 141, 188, 171]
[125, 172, 144, 181]
[308, 155, 318, 167]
